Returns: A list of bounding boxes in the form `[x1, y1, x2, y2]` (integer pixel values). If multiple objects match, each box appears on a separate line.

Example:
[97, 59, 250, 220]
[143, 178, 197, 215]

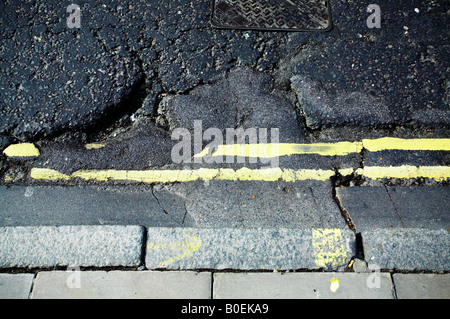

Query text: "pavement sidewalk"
[1, 271, 448, 299]
[0, 224, 448, 299]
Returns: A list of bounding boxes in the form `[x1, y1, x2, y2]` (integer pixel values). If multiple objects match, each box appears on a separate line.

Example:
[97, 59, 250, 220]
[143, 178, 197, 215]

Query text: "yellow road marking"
[21, 137, 450, 183]
[29, 165, 450, 183]
[194, 138, 450, 158]
[3, 143, 40, 158]
[30, 167, 337, 182]
[2, 138, 448, 160]
[30, 168, 70, 180]
[362, 137, 450, 152]
[85, 143, 106, 150]
[195, 141, 363, 158]
[312, 229, 348, 269]
[355, 165, 450, 182]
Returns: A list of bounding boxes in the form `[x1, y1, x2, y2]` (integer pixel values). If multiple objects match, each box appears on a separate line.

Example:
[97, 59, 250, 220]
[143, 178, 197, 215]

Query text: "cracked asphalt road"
[0, 2, 450, 279]
[1, 0, 449, 148]
[0, 0, 449, 230]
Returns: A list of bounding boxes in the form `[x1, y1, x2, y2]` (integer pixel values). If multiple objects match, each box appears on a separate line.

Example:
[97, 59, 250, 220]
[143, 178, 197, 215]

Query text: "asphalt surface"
[1, 0, 449, 149]
[0, 0, 449, 276]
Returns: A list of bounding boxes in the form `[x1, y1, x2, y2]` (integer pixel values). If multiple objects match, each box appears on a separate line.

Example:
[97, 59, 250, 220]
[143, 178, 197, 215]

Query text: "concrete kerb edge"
[0, 226, 450, 273]
[0, 225, 358, 272]
[361, 228, 450, 272]
[0, 225, 145, 269]
[144, 227, 357, 271]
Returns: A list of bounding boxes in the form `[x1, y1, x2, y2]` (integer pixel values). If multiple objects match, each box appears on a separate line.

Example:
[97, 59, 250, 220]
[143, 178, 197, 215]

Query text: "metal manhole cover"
[211, 0, 332, 31]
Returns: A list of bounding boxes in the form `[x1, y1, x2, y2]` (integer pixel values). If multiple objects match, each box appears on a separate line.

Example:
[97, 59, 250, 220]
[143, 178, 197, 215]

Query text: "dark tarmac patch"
[0, 1, 142, 141]
[286, 0, 450, 129]
[159, 67, 307, 143]
[0, 0, 448, 153]
[33, 122, 175, 175]
[291, 40, 449, 129]
[0, 0, 289, 144]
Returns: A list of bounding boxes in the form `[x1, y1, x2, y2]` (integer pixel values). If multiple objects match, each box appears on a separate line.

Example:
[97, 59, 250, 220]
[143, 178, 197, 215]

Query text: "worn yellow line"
[30, 168, 70, 180]
[3, 138, 448, 160]
[356, 165, 450, 182]
[85, 143, 106, 150]
[362, 137, 450, 152]
[30, 167, 336, 182]
[3, 143, 40, 158]
[29, 165, 450, 183]
[194, 138, 450, 159]
[195, 142, 363, 158]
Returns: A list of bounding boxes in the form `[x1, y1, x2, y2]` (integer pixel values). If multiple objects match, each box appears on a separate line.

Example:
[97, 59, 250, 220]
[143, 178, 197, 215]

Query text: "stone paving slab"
[362, 229, 450, 271]
[145, 227, 356, 271]
[393, 274, 450, 299]
[336, 186, 400, 232]
[3, 271, 449, 299]
[336, 186, 450, 232]
[0, 273, 34, 299]
[30, 271, 211, 299]
[213, 272, 395, 299]
[179, 181, 348, 229]
[0, 226, 144, 268]
[0, 186, 184, 227]
[0, 182, 347, 230]
[387, 187, 450, 230]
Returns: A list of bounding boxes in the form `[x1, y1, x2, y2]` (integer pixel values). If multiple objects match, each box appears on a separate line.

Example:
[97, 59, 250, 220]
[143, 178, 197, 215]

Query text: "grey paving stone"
[387, 187, 450, 230]
[145, 227, 356, 271]
[213, 272, 395, 299]
[362, 229, 450, 271]
[0, 186, 185, 227]
[335, 186, 402, 232]
[336, 186, 450, 232]
[167, 180, 348, 229]
[393, 274, 450, 299]
[31, 271, 211, 299]
[0, 273, 34, 299]
[0, 226, 144, 268]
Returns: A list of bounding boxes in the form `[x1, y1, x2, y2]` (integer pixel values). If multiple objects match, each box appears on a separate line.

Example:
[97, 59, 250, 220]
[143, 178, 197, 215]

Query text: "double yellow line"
[4, 137, 450, 183]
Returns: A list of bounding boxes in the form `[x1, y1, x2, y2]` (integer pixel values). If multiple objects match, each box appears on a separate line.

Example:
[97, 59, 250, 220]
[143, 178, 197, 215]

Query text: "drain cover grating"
[211, 0, 332, 31]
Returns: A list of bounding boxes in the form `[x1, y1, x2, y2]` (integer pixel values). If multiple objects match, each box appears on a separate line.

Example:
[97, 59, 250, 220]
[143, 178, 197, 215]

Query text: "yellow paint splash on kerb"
[312, 229, 348, 269]
[147, 232, 202, 267]
[3, 143, 40, 157]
